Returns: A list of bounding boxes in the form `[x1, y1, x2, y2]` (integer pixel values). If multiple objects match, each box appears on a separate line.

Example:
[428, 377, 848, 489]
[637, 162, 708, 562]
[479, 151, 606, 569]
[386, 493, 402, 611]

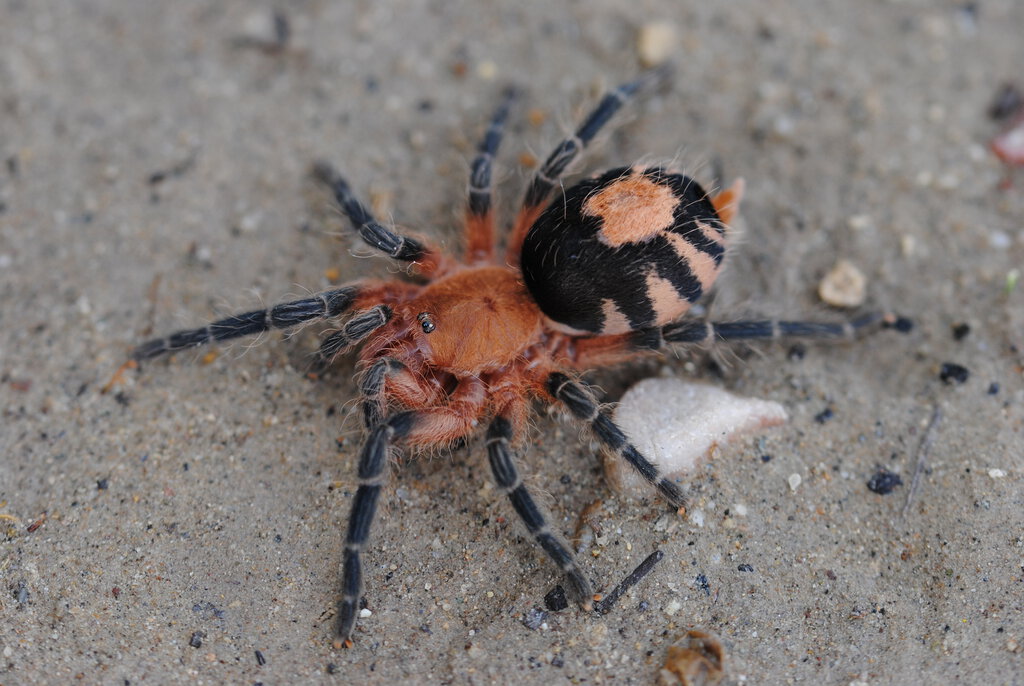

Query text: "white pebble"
[818, 259, 866, 308]
[663, 599, 682, 616]
[787, 473, 802, 491]
[988, 468, 1007, 479]
[989, 232, 1012, 250]
[637, 22, 677, 67]
[604, 378, 788, 499]
[359, 608, 373, 618]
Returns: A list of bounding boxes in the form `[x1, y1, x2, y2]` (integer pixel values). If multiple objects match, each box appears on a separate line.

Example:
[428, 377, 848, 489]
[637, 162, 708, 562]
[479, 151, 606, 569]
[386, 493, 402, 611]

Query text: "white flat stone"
[604, 378, 788, 499]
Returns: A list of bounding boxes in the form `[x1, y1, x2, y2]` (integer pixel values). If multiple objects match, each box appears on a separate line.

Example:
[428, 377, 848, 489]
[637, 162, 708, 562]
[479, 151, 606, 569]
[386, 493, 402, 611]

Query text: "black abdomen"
[520, 166, 727, 335]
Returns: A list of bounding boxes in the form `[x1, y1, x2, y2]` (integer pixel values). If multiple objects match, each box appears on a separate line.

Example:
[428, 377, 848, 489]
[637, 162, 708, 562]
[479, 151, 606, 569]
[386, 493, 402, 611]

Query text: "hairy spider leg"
[486, 413, 594, 609]
[465, 86, 519, 264]
[569, 313, 912, 368]
[545, 371, 685, 508]
[358, 357, 446, 429]
[316, 305, 393, 365]
[132, 285, 361, 360]
[311, 162, 448, 276]
[506, 65, 672, 265]
[337, 377, 486, 643]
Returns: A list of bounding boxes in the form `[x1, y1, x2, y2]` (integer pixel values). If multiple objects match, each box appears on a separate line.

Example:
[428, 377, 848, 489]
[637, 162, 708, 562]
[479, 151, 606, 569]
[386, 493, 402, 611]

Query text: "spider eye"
[417, 312, 436, 333]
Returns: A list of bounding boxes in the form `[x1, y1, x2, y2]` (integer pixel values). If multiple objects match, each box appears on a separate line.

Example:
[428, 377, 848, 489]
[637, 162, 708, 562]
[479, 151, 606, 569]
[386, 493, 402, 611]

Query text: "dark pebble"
[96, 478, 109, 490]
[737, 564, 754, 572]
[695, 573, 710, 596]
[884, 316, 915, 333]
[551, 655, 565, 668]
[189, 631, 204, 648]
[760, 454, 773, 463]
[787, 343, 806, 361]
[867, 467, 903, 495]
[988, 382, 1000, 395]
[939, 362, 970, 384]
[254, 650, 266, 666]
[814, 407, 834, 424]
[326, 663, 338, 674]
[951, 323, 971, 341]
[637, 600, 650, 612]
[544, 585, 569, 612]
[989, 82, 1024, 121]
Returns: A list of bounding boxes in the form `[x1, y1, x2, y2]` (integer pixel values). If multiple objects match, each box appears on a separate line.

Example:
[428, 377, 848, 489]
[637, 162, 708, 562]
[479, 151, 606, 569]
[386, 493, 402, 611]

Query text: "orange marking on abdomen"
[644, 269, 692, 323]
[664, 233, 722, 291]
[696, 220, 727, 246]
[585, 173, 680, 248]
[599, 299, 633, 335]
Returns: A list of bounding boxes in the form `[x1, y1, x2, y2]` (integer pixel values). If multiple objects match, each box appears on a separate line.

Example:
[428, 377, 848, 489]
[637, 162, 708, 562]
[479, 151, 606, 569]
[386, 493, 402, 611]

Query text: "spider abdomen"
[520, 166, 729, 335]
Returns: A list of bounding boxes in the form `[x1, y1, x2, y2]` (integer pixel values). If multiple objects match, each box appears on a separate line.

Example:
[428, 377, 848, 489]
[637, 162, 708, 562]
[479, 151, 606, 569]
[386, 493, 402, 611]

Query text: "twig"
[594, 549, 664, 615]
[902, 405, 942, 518]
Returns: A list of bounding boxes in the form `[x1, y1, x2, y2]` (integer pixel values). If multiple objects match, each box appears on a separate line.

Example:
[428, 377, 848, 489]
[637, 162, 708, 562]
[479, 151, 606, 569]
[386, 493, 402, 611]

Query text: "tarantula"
[132, 67, 903, 645]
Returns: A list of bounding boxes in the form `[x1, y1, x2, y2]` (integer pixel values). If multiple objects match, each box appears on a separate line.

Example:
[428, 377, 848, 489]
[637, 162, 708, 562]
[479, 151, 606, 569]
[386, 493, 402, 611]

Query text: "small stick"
[26, 512, 47, 533]
[902, 405, 942, 518]
[594, 549, 664, 615]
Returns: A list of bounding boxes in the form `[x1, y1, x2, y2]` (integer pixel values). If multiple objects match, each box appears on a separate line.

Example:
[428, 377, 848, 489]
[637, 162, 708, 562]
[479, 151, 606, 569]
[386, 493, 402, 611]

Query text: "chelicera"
[131, 67, 906, 645]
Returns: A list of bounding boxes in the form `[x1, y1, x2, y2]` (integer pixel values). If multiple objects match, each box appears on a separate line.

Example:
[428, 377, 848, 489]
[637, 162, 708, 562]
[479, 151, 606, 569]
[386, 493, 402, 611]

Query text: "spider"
[130, 66, 908, 645]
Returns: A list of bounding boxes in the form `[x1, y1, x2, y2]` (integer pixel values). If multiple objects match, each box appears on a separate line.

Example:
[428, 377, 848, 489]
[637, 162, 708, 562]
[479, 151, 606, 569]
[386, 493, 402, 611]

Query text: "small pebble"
[737, 564, 754, 572]
[939, 362, 970, 384]
[866, 467, 903, 495]
[358, 608, 372, 618]
[637, 21, 677, 67]
[663, 599, 682, 616]
[989, 83, 1024, 121]
[692, 573, 708, 597]
[544, 585, 569, 612]
[189, 632, 204, 649]
[522, 608, 548, 631]
[886, 316, 915, 333]
[814, 407, 835, 424]
[787, 473, 802, 491]
[951, 323, 971, 341]
[988, 468, 1007, 479]
[988, 382, 1000, 395]
[254, 650, 266, 666]
[818, 259, 866, 308]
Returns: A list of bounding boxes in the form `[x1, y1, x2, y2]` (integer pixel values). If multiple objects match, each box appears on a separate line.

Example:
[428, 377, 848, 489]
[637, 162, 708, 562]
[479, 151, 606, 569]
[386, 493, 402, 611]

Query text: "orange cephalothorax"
[403, 266, 543, 374]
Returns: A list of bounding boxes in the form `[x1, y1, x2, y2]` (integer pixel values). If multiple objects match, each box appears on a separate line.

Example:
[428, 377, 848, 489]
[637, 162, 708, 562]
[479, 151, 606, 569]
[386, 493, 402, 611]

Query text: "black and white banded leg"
[133, 286, 359, 360]
[311, 161, 431, 264]
[508, 65, 671, 261]
[337, 411, 416, 644]
[357, 357, 407, 429]
[521, 65, 671, 210]
[465, 86, 519, 262]
[647, 312, 913, 348]
[486, 415, 593, 610]
[546, 371, 685, 508]
[316, 305, 392, 365]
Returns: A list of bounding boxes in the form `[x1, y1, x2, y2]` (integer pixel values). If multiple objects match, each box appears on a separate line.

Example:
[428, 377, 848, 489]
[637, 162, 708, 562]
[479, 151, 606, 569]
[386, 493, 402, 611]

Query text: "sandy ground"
[2, 1, 1023, 684]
